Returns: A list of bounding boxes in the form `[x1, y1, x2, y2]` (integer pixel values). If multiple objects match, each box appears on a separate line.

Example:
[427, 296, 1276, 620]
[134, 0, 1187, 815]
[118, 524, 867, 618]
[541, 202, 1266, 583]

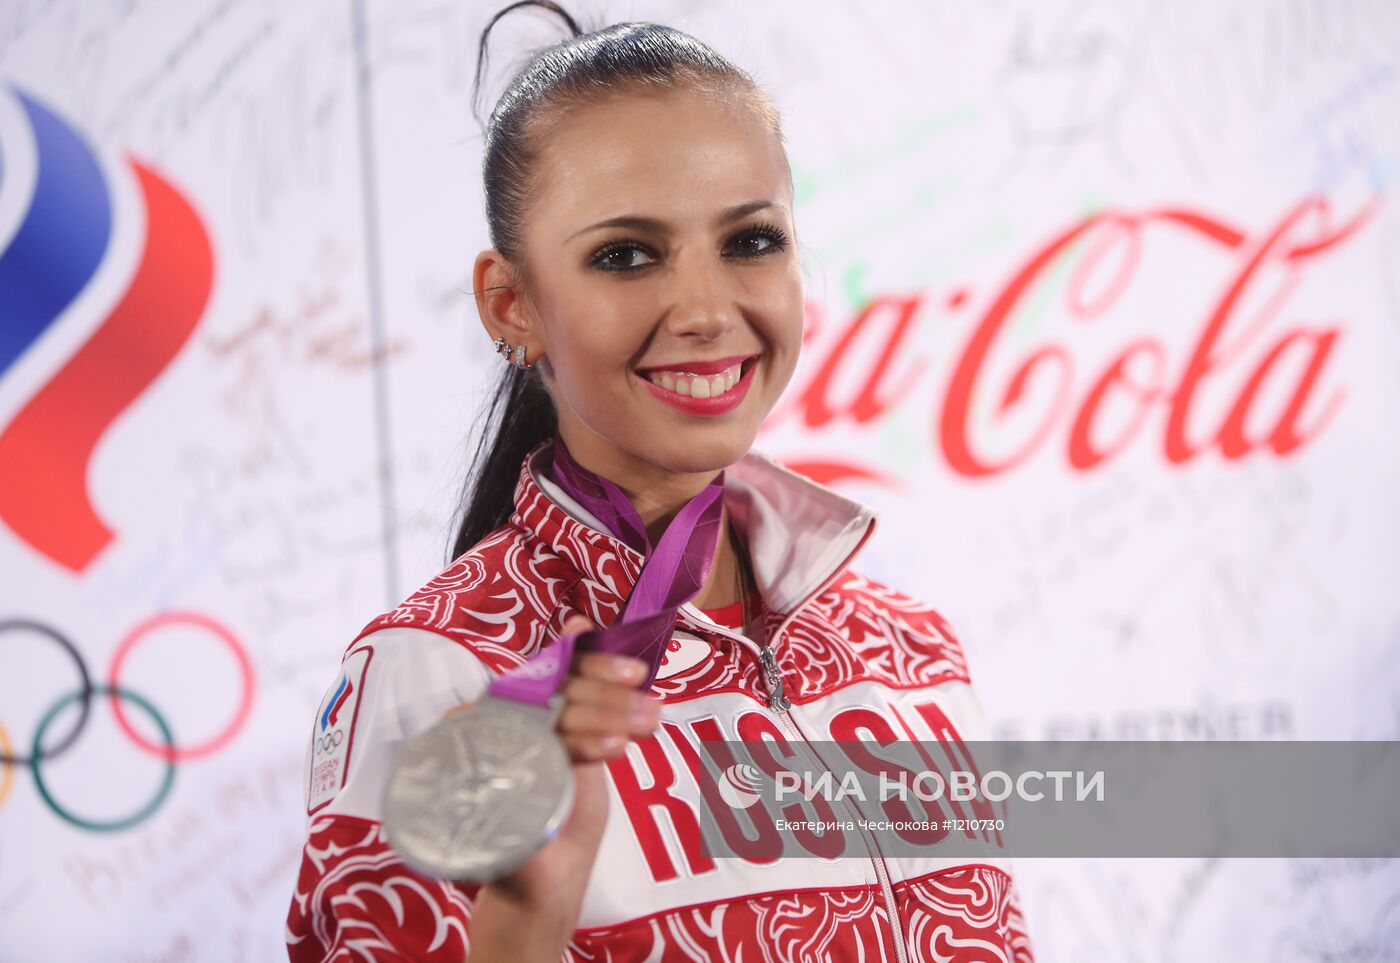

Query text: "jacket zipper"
[767, 694, 909, 963]
[687, 521, 909, 963]
[755, 644, 791, 712]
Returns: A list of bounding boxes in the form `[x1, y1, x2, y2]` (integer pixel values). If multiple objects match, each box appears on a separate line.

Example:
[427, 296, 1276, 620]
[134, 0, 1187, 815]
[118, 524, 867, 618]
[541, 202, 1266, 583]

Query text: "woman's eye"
[592, 244, 655, 272]
[726, 225, 790, 259]
[729, 235, 769, 257]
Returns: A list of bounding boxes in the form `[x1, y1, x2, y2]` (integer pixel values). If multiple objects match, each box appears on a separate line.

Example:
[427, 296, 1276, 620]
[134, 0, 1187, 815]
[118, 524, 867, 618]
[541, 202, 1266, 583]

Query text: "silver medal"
[382, 695, 573, 882]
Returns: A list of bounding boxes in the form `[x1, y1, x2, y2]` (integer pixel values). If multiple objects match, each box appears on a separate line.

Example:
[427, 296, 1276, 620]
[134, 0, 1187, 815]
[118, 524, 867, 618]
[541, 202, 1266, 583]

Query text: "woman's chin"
[642, 425, 758, 475]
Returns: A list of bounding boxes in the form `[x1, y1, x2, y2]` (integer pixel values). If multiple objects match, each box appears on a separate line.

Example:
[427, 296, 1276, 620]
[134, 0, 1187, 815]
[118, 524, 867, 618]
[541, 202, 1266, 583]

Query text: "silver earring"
[491, 335, 533, 369]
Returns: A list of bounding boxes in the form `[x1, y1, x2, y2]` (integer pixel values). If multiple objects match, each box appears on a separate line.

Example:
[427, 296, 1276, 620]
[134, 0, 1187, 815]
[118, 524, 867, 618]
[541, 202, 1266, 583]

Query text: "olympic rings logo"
[317, 729, 344, 755]
[0, 611, 255, 832]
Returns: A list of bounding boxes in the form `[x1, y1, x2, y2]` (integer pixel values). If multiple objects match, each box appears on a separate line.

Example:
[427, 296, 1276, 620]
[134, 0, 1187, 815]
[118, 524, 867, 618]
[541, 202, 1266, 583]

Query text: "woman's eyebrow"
[563, 200, 784, 245]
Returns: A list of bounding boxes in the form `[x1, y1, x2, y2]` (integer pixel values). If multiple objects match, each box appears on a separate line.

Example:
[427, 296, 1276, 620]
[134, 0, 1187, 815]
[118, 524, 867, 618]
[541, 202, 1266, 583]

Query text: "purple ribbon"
[487, 436, 726, 705]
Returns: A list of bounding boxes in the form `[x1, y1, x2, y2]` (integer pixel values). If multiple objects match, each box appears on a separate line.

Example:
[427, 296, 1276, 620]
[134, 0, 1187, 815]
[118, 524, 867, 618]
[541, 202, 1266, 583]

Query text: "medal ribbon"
[487, 436, 726, 704]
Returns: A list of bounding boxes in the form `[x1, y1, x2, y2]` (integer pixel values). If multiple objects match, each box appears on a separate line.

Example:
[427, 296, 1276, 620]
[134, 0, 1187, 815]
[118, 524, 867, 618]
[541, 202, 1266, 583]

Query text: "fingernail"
[613, 658, 645, 682]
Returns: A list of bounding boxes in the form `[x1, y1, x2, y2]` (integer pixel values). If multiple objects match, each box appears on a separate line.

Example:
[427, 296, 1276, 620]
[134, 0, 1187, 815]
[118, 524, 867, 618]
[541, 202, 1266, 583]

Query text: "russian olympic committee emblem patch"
[307, 646, 372, 814]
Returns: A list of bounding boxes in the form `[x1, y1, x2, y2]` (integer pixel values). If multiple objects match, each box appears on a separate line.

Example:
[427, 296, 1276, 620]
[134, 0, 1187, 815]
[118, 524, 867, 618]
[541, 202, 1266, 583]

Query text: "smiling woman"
[285, 3, 1035, 962]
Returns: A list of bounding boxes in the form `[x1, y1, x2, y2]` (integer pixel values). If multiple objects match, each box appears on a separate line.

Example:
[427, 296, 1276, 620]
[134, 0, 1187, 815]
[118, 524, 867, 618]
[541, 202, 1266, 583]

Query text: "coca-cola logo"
[765, 195, 1379, 485]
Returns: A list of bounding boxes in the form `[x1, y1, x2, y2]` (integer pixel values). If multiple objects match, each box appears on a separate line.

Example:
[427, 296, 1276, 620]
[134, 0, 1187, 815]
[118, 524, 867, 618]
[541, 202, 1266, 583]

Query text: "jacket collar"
[510, 438, 877, 619]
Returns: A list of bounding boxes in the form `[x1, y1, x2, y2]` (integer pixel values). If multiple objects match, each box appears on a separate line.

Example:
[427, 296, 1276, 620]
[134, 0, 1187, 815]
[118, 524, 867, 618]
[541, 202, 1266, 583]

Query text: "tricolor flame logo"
[0, 86, 213, 572]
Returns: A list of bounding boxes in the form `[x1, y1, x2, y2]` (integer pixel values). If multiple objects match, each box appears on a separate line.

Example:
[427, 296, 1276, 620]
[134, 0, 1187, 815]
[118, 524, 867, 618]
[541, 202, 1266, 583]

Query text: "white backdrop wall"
[2, 1, 1398, 960]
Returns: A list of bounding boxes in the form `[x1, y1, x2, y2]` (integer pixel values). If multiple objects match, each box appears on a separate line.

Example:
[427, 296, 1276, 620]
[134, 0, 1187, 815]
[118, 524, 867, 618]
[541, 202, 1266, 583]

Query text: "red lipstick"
[638, 355, 757, 417]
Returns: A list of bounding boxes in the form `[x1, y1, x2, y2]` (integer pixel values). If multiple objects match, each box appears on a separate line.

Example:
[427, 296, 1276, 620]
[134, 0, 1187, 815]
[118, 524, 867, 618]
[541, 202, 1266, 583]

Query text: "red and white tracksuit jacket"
[286, 441, 1036, 962]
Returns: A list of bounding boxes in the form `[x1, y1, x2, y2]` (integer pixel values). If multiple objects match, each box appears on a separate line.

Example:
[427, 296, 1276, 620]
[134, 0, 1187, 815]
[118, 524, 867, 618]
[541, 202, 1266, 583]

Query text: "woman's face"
[503, 87, 802, 486]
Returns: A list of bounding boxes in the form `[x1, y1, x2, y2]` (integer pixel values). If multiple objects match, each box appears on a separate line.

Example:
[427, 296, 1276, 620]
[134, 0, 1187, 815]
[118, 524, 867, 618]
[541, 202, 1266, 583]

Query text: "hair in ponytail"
[447, 1, 788, 562]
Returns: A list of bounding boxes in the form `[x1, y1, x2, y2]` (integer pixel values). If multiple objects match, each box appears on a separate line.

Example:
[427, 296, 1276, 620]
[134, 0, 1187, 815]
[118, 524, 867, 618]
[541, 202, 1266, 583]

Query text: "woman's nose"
[663, 257, 737, 341]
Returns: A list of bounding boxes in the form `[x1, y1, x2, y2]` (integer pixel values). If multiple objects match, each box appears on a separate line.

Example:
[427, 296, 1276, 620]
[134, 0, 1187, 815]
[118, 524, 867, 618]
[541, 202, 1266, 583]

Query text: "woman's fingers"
[558, 689, 662, 761]
[558, 688, 661, 738]
[555, 634, 662, 762]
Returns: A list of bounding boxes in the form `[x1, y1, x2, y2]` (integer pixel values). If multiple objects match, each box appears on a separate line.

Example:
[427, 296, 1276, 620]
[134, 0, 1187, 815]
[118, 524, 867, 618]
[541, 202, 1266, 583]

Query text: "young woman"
[286, 4, 1035, 961]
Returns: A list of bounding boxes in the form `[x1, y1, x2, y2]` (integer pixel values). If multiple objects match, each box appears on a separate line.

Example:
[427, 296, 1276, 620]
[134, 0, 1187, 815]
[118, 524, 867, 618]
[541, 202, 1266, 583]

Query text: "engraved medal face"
[382, 696, 573, 882]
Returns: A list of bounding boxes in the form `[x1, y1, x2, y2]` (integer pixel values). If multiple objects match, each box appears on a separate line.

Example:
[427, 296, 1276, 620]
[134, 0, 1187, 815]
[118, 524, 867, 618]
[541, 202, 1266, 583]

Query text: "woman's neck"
[554, 431, 745, 610]
[690, 515, 743, 611]
[625, 474, 746, 612]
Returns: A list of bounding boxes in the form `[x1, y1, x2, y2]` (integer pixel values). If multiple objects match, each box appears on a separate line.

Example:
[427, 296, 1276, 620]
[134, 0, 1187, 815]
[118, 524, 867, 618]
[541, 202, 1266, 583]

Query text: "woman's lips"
[641, 354, 761, 414]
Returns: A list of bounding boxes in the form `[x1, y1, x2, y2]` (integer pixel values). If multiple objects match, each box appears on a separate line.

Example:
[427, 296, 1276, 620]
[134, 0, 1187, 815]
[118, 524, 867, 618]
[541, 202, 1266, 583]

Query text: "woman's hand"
[495, 614, 662, 896]
[463, 614, 663, 962]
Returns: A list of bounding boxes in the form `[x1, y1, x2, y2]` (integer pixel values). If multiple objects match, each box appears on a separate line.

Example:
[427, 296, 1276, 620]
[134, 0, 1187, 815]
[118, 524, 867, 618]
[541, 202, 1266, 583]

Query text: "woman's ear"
[472, 248, 543, 363]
